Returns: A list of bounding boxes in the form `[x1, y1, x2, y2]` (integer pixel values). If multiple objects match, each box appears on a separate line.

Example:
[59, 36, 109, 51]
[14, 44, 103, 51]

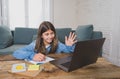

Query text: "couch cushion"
[56, 28, 72, 43]
[32, 35, 37, 41]
[75, 24, 93, 41]
[0, 44, 26, 55]
[14, 28, 38, 44]
[92, 31, 103, 39]
[0, 26, 13, 49]
[92, 31, 103, 57]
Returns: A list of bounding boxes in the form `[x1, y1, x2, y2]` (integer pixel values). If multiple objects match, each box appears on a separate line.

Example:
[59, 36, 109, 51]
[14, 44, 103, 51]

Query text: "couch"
[0, 25, 103, 56]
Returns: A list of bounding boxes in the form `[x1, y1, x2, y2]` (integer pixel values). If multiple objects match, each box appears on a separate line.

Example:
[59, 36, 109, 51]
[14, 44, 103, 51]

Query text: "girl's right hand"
[33, 53, 46, 62]
[65, 32, 77, 46]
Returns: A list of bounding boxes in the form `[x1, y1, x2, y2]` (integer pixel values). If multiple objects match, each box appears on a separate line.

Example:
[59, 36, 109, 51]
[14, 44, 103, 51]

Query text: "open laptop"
[50, 38, 105, 72]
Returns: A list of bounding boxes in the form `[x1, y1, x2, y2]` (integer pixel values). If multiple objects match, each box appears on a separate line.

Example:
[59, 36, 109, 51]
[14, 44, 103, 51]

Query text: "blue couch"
[0, 25, 103, 56]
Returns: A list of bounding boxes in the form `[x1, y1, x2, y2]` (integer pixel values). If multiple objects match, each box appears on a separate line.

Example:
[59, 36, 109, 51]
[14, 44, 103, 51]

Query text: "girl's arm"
[56, 32, 77, 53]
[12, 41, 36, 60]
[56, 42, 75, 53]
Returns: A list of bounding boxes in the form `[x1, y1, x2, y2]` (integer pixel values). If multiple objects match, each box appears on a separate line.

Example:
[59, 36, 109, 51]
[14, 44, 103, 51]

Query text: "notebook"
[50, 38, 105, 72]
[25, 56, 54, 65]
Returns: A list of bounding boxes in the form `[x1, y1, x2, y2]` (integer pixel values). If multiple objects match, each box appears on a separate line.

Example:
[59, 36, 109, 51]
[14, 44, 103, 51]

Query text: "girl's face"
[42, 29, 55, 45]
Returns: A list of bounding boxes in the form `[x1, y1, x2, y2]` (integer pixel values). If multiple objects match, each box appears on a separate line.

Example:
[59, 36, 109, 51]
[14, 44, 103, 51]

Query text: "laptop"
[50, 38, 105, 72]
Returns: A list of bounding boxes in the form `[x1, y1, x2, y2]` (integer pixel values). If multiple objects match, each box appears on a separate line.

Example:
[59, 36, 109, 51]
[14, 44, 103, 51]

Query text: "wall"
[53, 0, 78, 29]
[109, 0, 120, 66]
[54, 0, 120, 66]
[0, 0, 9, 26]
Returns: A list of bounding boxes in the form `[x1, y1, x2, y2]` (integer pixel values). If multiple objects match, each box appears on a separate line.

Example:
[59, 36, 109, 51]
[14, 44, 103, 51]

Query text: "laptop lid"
[50, 38, 105, 72]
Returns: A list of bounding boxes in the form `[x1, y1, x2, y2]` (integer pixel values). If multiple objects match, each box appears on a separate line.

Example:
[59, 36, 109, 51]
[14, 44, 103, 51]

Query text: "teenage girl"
[13, 21, 77, 62]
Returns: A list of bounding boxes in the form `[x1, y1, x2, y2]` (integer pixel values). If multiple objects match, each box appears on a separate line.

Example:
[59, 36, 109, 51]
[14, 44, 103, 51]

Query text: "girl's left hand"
[65, 32, 77, 46]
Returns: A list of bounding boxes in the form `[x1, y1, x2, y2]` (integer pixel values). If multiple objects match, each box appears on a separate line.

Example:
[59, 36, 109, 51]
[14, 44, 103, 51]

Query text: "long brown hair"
[35, 21, 58, 54]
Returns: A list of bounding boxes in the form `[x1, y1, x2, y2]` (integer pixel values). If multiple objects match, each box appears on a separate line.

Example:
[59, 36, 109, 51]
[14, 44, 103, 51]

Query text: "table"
[0, 54, 120, 79]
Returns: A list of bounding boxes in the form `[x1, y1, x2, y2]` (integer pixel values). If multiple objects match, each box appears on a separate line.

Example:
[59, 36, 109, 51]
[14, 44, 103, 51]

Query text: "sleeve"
[12, 41, 36, 60]
[56, 42, 75, 53]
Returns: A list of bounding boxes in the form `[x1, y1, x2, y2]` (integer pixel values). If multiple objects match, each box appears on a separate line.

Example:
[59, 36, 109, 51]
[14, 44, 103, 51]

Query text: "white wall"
[109, 0, 120, 66]
[53, 0, 78, 29]
[54, 0, 120, 66]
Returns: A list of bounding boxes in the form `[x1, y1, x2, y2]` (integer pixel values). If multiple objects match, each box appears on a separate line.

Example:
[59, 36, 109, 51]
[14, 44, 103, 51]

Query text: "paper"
[11, 63, 26, 73]
[25, 56, 54, 65]
[28, 65, 40, 71]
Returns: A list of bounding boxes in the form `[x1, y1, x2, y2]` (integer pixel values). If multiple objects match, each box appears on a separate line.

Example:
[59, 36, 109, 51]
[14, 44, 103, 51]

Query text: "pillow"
[32, 35, 37, 41]
[55, 28, 72, 43]
[0, 26, 13, 49]
[14, 28, 38, 44]
[92, 31, 103, 39]
[75, 24, 93, 41]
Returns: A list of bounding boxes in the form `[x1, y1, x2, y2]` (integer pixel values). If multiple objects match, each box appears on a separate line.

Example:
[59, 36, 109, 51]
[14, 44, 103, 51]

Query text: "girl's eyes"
[45, 33, 49, 36]
[45, 32, 54, 36]
[51, 32, 54, 35]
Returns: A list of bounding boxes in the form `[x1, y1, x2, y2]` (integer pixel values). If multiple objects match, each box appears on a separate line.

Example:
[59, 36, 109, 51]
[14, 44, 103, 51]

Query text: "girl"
[13, 21, 77, 62]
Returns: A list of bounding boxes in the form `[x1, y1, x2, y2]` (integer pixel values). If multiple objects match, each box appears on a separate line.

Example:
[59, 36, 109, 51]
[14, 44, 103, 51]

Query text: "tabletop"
[0, 54, 120, 79]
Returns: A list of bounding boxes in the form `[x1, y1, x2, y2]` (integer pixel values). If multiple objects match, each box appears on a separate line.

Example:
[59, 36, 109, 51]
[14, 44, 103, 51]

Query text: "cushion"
[14, 28, 38, 44]
[56, 28, 72, 43]
[0, 44, 26, 55]
[92, 31, 103, 57]
[0, 26, 13, 49]
[92, 31, 103, 39]
[75, 24, 93, 41]
[32, 35, 37, 41]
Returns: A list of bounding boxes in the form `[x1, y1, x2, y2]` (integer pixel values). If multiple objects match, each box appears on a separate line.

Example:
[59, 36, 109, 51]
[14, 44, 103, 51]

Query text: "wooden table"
[0, 54, 120, 79]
